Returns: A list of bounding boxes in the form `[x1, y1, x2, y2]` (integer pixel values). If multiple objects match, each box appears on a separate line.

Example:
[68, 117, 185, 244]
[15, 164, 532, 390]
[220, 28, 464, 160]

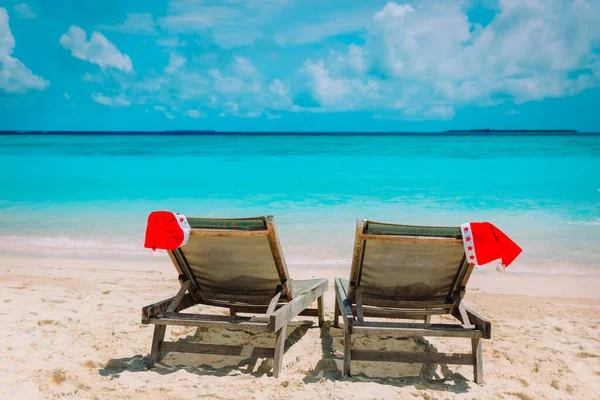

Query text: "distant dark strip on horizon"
[0, 130, 597, 136]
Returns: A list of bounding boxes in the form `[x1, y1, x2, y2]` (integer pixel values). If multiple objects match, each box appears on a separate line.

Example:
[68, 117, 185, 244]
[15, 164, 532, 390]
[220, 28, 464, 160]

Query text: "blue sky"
[1, 0, 600, 131]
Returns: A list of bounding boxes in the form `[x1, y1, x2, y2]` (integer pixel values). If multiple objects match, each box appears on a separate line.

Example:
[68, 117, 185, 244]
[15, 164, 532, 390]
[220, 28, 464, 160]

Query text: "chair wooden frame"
[334, 219, 491, 383]
[141, 216, 328, 378]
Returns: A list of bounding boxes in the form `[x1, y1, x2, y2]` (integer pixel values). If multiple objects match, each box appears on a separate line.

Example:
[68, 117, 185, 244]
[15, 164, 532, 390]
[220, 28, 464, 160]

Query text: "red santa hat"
[144, 211, 191, 251]
[460, 222, 522, 271]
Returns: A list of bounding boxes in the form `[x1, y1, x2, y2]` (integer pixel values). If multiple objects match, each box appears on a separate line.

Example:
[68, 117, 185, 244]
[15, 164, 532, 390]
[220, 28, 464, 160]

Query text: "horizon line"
[1, 129, 598, 136]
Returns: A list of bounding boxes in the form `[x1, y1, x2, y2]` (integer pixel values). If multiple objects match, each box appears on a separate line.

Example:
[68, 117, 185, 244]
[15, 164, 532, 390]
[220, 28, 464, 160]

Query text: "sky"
[1, 0, 600, 132]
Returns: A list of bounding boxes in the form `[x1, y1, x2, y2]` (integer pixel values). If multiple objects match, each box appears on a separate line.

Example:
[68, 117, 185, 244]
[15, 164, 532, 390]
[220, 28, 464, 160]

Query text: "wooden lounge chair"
[141, 216, 328, 378]
[334, 219, 491, 383]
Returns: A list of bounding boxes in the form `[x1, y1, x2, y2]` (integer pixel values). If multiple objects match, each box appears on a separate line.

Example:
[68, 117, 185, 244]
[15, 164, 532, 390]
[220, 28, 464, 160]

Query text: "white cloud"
[14, 3, 36, 19]
[346, 44, 365, 74]
[369, 1, 600, 101]
[220, 101, 239, 117]
[209, 57, 262, 95]
[368, 2, 471, 80]
[0, 8, 48, 93]
[302, 59, 350, 106]
[234, 56, 258, 78]
[505, 109, 520, 115]
[277, 11, 370, 45]
[301, 59, 379, 110]
[60, 26, 133, 72]
[164, 53, 186, 74]
[64, 92, 69, 100]
[269, 79, 288, 97]
[91, 92, 131, 107]
[158, 0, 286, 47]
[373, 2, 413, 20]
[99, 13, 156, 35]
[186, 109, 206, 118]
[295, 0, 600, 119]
[423, 105, 455, 120]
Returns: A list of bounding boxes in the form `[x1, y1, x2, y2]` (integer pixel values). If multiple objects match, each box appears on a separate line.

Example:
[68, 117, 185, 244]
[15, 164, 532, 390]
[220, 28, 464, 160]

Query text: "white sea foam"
[567, 218, 600, 226]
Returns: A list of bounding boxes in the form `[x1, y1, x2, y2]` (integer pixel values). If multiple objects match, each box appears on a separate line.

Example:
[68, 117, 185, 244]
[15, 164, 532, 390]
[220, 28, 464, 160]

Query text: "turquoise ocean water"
[0, 134, 599, 275]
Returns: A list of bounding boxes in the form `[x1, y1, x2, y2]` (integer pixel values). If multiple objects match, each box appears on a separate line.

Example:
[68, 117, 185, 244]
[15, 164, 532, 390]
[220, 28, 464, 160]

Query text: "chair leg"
[317, 295, 325, 327]
[149, 325, 166, 368]
[273, 324, 287, 378]
[343, 326, 351, 377]
[229, 308, 237, 316]
[333, 301, 340, 328]
[472, 338, 484, 384]
[424, 315, 431, 324]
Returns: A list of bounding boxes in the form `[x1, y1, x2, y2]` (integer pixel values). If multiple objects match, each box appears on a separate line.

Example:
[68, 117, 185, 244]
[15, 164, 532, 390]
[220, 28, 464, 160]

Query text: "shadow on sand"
[100, 321, 471, 393]
[302, 323, 471, 394]
[99, 321, 312, 378]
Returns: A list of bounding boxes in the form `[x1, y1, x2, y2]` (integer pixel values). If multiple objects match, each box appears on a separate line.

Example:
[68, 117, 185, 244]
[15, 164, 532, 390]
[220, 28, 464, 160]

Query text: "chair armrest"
[334, 278, 355, 332]
[452, 304, 491, 339]
[268, 279, 327, 332]
[141, 293, 196, 324]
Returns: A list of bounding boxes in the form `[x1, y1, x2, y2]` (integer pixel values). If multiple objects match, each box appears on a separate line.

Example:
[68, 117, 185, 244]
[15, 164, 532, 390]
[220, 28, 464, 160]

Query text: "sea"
[0, 132, 599, 276]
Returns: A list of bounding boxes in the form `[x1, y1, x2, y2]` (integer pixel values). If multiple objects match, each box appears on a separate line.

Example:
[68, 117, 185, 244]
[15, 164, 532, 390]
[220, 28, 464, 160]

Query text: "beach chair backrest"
[349, 219, 472, 306]
[168, 216, 293, 300]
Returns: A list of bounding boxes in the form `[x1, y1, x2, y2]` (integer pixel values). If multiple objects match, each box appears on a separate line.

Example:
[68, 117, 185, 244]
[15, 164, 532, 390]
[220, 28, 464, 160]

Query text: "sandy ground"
[1, 255, 599, 400]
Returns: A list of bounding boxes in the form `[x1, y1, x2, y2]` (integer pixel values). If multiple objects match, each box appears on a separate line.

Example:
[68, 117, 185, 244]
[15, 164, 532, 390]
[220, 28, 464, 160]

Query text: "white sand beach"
[1, 255, 599, 400]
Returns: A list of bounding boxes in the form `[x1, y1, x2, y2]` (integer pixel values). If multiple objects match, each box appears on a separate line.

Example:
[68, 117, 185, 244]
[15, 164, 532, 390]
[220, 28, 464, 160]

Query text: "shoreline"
[3, 254, 599, 299]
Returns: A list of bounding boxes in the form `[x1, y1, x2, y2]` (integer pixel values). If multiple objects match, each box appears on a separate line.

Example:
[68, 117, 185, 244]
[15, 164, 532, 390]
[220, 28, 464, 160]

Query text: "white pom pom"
[496, 262, 506, 273]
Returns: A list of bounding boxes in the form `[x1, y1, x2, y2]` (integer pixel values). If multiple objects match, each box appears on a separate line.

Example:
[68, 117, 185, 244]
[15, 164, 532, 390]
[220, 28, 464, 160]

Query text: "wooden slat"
[189, 229, 269, 237]
[317, 295, 324, 327]
[170, 249, 201, 296]
[344, 325, 352, 377]
[353, 326, 483, 338]
[299, 308, 320, 318]
[460, 263, 475, 288]
[166, 281, 191, 313]
[456, 301, 472, 328]
[265, 216, 292, 299]
[273, 325, 287, 378]
[362, 234, 463, 245]
[359, 295, 452, 309]
[334, 278, 354, 332]
[333, 301, 341, 328]
[194, 298, 271, 310]
[149, 325, 166, 368]
[447, 255, 469, 301]
[150, 313, 269, 332]
[269, 279, 328, 332]
[351, 350, 475, 365]
[197, 291, 274, 305]
[472, 338, 484, 383]
[266, 292, 282, 316]
[453, 306, 492, 339]
[141, 293, 196, 324]
[191, 300, 320, 317]
[348, 219, 366, 302]
[354, 321, 475, 330]
[352, 306, 448, 319]
[161, 341, 275, 358]
[355, 289, 365, 323]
